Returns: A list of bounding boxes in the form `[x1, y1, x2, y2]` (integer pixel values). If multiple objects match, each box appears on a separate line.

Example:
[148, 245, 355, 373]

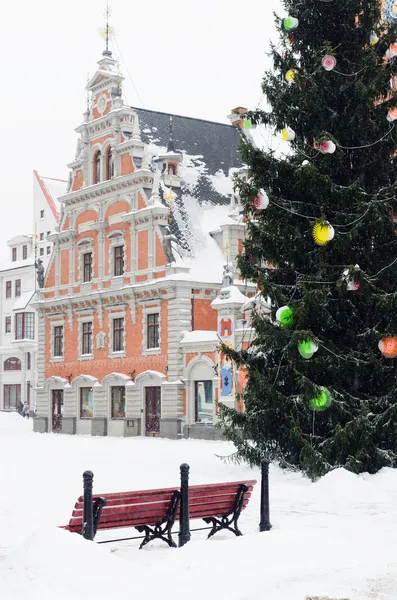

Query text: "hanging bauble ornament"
[319, 140, 336, 154]
[385, 49, 394, 60]
[283, 17, 299, 32]
[276, 305, 293, 327]
[378, 337, 397, 358]
[387, 108, 397, 122]
[347, 279, 360, 291]
[298, 340, 319, 359]
[301, 160, 310, 166]
[370, 31, 379, 45]
[281, 127, 296, 141]
[390, 42, 397, 56]
[285, 69, 296, 82]
[322, 55, 337, 71]
[309, 388, 332, 412]
[252, 189, 269, 211]
[313, 221, 334, 246]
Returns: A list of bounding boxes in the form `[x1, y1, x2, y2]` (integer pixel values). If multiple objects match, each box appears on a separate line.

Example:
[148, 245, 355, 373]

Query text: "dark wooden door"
[145, 387, 161, 435]
[52, 390, 63, 433]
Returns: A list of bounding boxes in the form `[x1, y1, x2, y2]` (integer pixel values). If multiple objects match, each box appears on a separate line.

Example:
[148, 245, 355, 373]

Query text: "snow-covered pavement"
[0, 412, 397, 599]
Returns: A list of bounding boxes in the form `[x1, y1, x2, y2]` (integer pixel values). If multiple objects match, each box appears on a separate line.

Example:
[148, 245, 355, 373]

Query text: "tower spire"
[167, 116, 175, 153]
[103, 2, 112, 56]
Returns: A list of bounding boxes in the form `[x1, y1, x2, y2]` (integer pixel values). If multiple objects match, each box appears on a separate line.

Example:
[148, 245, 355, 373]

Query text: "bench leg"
[203, 484, 248, 539]
[93, 498, 107, 537]
[136, 491, 180, 549]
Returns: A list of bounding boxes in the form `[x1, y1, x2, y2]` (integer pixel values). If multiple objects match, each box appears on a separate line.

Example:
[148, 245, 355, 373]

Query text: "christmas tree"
[219, 0, 397, 479]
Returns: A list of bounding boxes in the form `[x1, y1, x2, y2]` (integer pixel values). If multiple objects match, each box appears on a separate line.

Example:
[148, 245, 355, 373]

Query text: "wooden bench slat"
[71, 492, 177, 513]
[76, 486, 180, 503]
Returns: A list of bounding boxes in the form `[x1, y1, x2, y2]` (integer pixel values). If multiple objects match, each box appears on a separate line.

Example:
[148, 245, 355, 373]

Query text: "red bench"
[61, 464, 257, 548]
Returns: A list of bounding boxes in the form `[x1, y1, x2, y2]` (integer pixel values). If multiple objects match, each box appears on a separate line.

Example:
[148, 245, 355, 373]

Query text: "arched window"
[167, 163, 176, 176]
[4, 357, 21, 371]
[93, 151, 101, 184]
[106, 147, 114, 180]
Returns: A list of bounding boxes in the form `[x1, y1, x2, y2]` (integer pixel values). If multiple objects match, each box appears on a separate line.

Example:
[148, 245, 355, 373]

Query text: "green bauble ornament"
[309, 388, 332, 412]
[298, 340, 319, 359]
[276, 305, 293, 327]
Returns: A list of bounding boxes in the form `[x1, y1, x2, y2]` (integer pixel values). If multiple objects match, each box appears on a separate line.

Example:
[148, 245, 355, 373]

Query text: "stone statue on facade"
[222, 264, 234, 287]
[163, 226, 178, 265]
[35, 259, 45, 289]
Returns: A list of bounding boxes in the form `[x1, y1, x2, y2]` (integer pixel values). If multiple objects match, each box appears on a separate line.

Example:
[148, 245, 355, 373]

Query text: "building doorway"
[194, 381, 213, 423]
[145, 387, 161, 436]
[51, 390, 63, 433]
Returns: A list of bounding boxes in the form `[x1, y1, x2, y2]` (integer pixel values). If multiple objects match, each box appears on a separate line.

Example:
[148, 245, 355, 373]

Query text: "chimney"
[227, 107, 248, 128]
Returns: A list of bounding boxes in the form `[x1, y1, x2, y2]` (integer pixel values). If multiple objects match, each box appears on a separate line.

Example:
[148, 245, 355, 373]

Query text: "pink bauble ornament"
[322, 55, 337, 71]
[347, 280, 360, 291]
[252, 189, 269, 210]
[319, 140, 336, 154]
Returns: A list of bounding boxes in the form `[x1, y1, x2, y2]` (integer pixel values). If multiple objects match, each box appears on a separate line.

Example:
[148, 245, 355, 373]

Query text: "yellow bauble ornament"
[285, 69, 296, 82]
[313, 221, 334, 246]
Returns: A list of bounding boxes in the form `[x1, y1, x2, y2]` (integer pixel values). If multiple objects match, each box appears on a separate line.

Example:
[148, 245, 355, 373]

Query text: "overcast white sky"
[0, 0, 280, 260]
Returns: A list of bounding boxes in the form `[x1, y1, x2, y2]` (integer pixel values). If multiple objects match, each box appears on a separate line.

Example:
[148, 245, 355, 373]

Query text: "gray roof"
[132, 107, 243, 252]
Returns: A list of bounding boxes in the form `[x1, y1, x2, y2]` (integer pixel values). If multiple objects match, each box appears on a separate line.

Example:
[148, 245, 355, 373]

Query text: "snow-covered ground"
[1, 412, 397, 599]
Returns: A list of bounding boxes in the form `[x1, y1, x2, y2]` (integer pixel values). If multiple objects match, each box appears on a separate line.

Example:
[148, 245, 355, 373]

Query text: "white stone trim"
[77, 314, 94, 360]
[108, 310, 126, 358]
[50, 319, 65, 362]
[142, 305, 161, 356]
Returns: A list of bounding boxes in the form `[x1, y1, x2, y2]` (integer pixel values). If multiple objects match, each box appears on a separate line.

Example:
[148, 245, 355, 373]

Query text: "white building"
[33, 171, 65, 269]
[0, 174, 64, 413]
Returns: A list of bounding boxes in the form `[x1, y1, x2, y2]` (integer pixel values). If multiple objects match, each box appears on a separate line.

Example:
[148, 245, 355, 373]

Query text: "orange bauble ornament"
[378, 337, 397, 358]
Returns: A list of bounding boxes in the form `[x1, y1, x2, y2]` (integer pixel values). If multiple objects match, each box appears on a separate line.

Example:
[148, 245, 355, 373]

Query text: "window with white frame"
[83, 252, 92, 282]
[5, 316, 11, 334]
[53, 325, 64, 357]
[112, 318, 124, 352]
[15, 313, 35, 340]
[147, 313, 159, 349]
[81, 321, 93, 355]
[113, 245, 124, 276]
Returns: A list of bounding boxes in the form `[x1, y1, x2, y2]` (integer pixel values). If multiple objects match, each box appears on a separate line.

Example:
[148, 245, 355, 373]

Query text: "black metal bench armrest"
[93, 497, 107, 537]
[203, 483, 249, 538]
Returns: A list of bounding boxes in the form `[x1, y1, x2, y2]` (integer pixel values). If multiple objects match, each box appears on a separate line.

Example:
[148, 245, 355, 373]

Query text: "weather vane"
[101, 2, 114, 52]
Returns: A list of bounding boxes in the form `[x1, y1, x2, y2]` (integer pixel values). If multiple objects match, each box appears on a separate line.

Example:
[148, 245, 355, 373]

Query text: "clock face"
[97, 96, 107, 114]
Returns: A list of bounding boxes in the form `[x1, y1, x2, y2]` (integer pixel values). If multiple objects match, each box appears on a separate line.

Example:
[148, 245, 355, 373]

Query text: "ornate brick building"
[32, 47, 258, 439]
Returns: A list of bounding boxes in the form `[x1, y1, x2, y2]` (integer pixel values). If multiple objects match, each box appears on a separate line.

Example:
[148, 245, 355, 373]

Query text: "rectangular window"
[15, 279, 21, 298]
[26, 382, 31, 407]
[5, 316, 11, 334]
[5, 281, 11, 298]
[3, 384, 21, 410]
[46, 246, 51, 255]
[111, 386, 125, 419]
[40, 233, 44, 241]
[195, 381, 213, 423]
[53, 325, 63, 357]
[113, 318, 124, 352]
[23, 245, 27, 260]
[15, 313, 35, 340]
[39, 248, 44, 256]
[114, 246, 124, 276]
[83, 252, 92, 282]
[12, 248, 17, 262]
[80, 388, 93, 419]
[40, 210, 44, 219]
[82, 321, 92, 355]
[26, 352, 31, 370]
[147, 313, 159, 349]
[47, 231, 51, 236]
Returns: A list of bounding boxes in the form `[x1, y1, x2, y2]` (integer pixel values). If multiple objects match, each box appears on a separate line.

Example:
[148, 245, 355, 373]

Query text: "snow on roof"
[13, 291, 35, 311]
[180, 330, 219, 345]
[0, 257, 35, 273]
[133, 107, 243, 285]
[211, 285, 248, 307]
[34, 171, 68, 221]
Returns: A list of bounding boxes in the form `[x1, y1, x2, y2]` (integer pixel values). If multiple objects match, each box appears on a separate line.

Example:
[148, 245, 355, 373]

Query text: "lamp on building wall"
[66, 374, 73, 384]
[129, 370, 136, 382]
[212, 364, 219, 376]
